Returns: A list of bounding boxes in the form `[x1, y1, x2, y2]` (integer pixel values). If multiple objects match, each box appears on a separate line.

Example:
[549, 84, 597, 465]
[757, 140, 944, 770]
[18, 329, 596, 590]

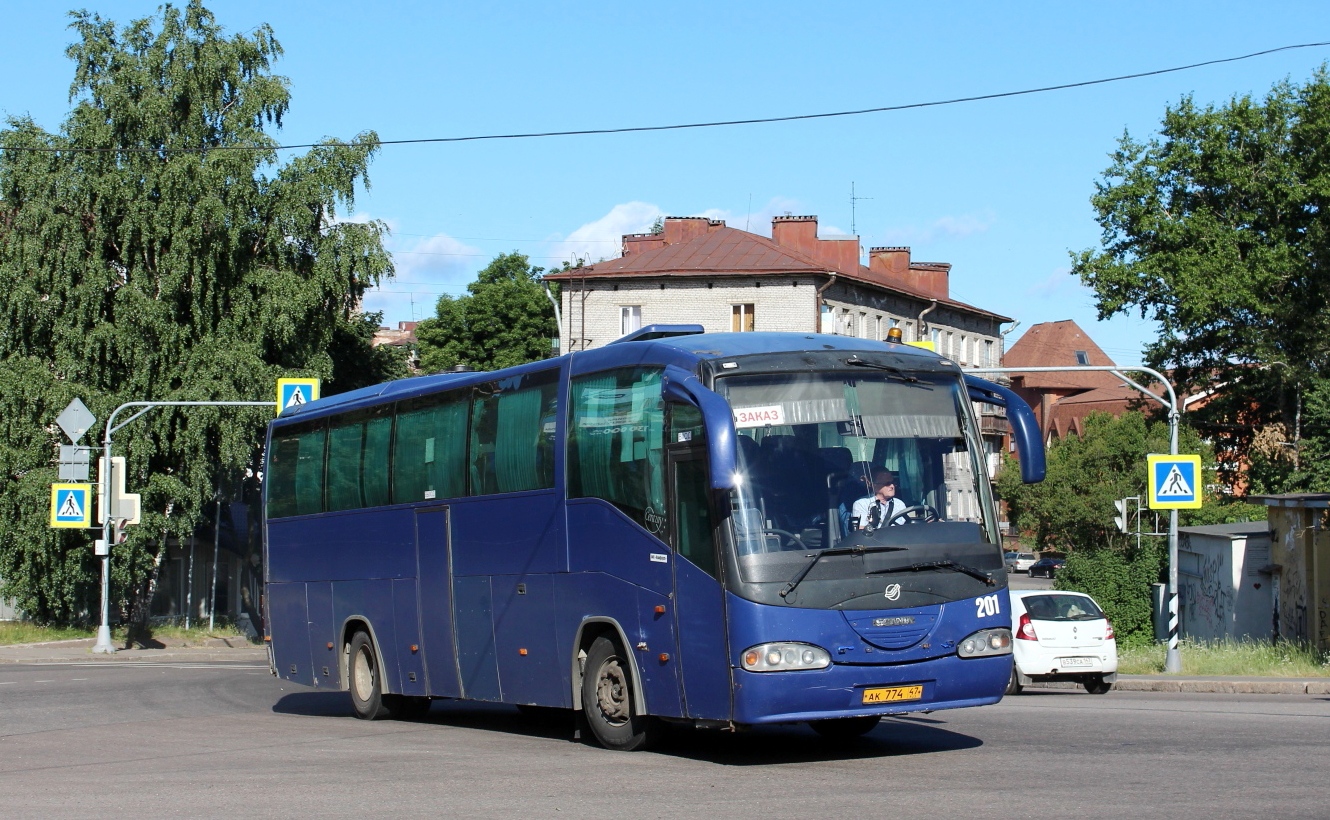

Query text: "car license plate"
[1059, 657, 1093, 668]
[862, 685, 924, 704]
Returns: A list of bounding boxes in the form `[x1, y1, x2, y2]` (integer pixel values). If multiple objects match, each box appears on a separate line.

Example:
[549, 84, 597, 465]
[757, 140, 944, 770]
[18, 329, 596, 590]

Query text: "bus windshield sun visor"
[662, 365, 738, 490]
[963, 374, 1045, 484]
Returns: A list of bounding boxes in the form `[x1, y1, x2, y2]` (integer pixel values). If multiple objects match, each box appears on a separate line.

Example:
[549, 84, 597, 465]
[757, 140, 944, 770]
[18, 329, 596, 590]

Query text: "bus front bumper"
[730, 652, 1010, 725]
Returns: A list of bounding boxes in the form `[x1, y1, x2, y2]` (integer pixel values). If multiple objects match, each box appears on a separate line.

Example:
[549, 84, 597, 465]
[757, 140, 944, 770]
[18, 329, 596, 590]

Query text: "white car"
[1006, 552, 1037, 573]
[1006, 590, 1117, 695]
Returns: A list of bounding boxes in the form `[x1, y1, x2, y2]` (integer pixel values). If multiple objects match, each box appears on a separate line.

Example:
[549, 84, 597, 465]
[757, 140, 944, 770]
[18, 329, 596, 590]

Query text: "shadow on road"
[271, 692, 981, 762]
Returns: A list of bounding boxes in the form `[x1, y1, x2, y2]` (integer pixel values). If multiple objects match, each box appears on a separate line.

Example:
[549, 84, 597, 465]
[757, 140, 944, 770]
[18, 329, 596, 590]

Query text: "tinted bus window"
[470, 370, 559, 495]
[326, 407, 393, 512]
[267, 421, 327, 519]
[568, 368, 664, 528]
[393, 393, 468, 503]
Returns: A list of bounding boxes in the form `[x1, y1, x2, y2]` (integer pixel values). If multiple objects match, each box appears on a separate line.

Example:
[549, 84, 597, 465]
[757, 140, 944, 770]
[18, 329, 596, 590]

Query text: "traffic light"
[1113, 499, 1129, 534]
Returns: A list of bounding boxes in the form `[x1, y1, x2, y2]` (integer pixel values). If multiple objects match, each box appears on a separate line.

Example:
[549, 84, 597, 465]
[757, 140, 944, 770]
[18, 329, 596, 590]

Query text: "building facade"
[547, 215, 1010, 366]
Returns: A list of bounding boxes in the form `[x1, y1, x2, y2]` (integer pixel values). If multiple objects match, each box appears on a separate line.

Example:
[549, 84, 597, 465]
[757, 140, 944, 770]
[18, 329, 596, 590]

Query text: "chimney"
[771, 215, 860, 275]
[867, 246, 950, 300]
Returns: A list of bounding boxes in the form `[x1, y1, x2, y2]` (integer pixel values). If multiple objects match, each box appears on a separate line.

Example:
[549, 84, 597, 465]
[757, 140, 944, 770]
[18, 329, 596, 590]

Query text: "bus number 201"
[975, 594, 1000, 618]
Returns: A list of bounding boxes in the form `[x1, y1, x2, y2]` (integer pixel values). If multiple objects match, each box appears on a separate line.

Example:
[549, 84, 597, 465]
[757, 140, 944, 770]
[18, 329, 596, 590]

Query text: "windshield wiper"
[867, 560, 996, 586]
[779, 544, 907, 599]
[845, 356, 918, 382]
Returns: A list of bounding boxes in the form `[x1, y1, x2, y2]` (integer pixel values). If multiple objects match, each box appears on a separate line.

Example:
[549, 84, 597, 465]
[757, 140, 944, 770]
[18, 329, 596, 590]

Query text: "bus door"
[666, 405, 732, 720]
[414, 506, 462, 698]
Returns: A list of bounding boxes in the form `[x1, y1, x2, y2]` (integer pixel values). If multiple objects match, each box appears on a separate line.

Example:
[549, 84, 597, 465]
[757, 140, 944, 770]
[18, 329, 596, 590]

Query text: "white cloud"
[556, 202, 665, 264]
[362, 231, 484, 325]
[881, 211, 996, 245]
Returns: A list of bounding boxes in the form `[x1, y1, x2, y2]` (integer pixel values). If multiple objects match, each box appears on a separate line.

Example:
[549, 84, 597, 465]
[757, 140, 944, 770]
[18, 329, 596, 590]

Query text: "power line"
[3, 42, 1326, 155]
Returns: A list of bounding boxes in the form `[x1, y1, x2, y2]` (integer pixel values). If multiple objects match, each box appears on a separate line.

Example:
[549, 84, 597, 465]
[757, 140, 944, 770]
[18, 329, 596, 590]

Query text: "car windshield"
[1022, 594, 1104, 621]
[715, 369, 1002, 610]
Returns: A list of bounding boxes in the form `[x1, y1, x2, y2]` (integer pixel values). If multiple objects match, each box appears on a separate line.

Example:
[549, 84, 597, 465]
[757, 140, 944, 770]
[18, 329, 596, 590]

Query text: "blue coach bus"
[263, 327, 1045, 750]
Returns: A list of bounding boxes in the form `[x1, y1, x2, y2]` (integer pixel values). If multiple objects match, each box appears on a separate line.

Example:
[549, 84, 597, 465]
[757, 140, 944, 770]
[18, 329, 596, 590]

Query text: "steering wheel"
[763, 528, 807, 552]
[886, 505, 941, 525]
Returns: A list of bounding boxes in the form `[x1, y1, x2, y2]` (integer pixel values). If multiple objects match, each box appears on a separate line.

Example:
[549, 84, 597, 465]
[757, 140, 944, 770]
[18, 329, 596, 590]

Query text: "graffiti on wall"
[1277, 513, 1309, 643]
[1182, 550, 1232, 638]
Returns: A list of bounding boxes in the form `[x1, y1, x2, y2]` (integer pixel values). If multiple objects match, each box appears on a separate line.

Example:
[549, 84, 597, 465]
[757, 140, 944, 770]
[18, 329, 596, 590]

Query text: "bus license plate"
[862, 685, 924, 704]
[1060, 657, 1093, 667]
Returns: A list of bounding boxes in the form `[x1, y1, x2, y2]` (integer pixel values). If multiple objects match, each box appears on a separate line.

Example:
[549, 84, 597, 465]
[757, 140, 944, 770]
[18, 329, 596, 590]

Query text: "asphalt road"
[1, 661, 1327, 819]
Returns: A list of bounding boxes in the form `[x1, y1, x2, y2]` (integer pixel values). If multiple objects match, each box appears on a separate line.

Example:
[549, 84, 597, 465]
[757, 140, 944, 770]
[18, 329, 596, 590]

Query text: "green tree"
[996, 411, 1244, 553]
[415, 252, 559, 373]
[0, 2, 393, 623]
[1071, 69, 1330, 490]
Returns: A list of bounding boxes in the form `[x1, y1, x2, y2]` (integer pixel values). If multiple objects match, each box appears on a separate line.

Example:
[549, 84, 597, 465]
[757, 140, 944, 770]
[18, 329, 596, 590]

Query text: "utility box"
[1178, 521, 1274, 643]
[1247, 494, 1330, 652]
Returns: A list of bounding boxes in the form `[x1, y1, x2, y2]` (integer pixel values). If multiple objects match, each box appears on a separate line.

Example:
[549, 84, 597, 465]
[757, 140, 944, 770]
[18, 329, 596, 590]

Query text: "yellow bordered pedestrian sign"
[51, 483, 93, 528]
[276, 378, 320, 415]
[1147, 454, 1202, 509]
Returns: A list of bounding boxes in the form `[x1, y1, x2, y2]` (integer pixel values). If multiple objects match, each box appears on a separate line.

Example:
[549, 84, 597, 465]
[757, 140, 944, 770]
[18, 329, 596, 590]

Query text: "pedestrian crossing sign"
[50, 483, 93, 528]
[277, 378, 320, 415]
[1147, 454, 1203, 509]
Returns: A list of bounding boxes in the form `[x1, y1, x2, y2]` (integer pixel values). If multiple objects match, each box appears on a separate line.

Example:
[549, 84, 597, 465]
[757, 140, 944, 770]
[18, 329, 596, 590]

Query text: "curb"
[1027, 677, 1330, 696]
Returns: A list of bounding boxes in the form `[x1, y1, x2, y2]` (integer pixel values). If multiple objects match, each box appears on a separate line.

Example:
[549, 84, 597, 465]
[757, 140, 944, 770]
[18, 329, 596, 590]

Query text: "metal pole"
[184, 533, 194, 630]
[969, 364, 1185, 673]
[90, 400, 274, 656]
[208, 485, 222, 632]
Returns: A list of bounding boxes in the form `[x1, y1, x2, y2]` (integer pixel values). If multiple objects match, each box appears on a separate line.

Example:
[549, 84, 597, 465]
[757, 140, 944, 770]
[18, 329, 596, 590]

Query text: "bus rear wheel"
[581, 635, 659, 751]
[809, 715, 881, 739]
[348, 630, 390, 720]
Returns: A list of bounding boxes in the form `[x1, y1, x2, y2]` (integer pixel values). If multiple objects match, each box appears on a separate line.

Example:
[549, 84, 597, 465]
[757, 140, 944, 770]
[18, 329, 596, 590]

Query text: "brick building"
[545, 215, 1011, 368]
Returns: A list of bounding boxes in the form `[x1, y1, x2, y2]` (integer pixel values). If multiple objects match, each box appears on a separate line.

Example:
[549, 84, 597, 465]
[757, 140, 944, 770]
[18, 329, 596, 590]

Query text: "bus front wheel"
[581, 635, 659, 751]
[348, 630, 390, 720]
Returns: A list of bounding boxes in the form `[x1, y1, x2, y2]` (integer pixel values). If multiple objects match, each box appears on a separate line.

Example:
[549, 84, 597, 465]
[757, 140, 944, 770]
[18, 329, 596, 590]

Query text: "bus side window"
[292, 424, 327, 517]
[568, 367, 664, 530]
[326, 406, 394, 512]
[470, 371, 559, 496]
[393, 393, 468, 503]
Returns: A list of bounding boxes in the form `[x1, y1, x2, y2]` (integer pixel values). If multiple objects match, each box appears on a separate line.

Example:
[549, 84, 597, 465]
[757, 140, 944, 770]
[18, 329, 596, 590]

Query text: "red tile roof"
[1003, 320, 1121, 389]
[546, 224, 1010, 321]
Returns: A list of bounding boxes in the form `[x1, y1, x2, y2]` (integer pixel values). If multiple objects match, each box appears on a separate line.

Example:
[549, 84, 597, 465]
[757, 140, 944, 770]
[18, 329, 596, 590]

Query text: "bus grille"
[842, 611, 939, 650]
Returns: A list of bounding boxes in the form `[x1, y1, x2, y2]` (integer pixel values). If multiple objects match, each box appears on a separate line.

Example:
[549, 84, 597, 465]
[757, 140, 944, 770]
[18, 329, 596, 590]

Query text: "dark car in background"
[1028, 557, 1065, 578]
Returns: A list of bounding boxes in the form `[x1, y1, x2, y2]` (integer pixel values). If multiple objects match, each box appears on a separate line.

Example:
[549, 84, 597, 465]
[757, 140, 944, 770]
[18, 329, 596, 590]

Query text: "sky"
[2, 1, 1328, 363]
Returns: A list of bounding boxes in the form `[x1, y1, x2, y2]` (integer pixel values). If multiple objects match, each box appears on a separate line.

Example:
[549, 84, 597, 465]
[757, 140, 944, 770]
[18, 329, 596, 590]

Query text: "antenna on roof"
[851, 181, 872, 239]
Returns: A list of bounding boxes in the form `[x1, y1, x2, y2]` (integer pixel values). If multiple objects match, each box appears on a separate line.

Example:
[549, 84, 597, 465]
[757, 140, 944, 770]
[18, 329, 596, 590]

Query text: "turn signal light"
[1016, 613, 1038, 641]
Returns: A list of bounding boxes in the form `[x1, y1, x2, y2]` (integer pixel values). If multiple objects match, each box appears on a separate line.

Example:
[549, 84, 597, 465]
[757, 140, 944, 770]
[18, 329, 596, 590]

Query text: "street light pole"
[968, 364, 1184, 674]
[91, 400, 273, 655]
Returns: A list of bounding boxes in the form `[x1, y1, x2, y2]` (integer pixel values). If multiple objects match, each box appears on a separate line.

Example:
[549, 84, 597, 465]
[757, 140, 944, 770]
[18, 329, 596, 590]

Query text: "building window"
[620, 306, 642, 336]
[931, 328, 941, 348]
[732, 303, 755, 332]
[1075, 350, 1090, 366]
[959, 335, 968, 364]
[875, 315, 883, 340]
[859, 312, 868, 338]
[985, 339, 995, 367]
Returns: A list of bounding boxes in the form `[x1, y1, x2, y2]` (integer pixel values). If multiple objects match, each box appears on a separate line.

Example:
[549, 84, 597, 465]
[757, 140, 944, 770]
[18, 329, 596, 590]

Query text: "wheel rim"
[353, 645, 375, 701]
[594, 656, 631, 727]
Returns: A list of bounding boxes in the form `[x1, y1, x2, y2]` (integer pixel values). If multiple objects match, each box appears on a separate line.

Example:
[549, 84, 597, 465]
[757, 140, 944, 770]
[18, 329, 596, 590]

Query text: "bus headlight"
[957, 628, 1012, 658]
[741, 642, 831, 671]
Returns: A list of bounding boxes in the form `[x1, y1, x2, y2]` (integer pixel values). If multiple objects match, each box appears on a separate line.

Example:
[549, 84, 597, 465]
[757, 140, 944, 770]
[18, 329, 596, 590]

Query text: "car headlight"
[957, 628, 1012, 658]
[741, 642, 831, 672]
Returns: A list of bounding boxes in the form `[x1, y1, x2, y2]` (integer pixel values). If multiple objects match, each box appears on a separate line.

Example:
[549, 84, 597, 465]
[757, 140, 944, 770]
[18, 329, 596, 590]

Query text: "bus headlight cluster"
[741, 642, 831, 672]
[957, 628, 1012, 658]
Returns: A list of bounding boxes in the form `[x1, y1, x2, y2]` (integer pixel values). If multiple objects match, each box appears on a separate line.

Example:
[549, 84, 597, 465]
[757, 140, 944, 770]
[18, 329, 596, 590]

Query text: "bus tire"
[809, 715, 881, 738]
[581, 635, 659, 751]
[348, 630, 390, 720]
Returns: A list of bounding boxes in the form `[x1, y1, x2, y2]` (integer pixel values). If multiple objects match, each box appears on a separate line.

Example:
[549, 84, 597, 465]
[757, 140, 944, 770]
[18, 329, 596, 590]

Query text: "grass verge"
[1118, 639, 1330, 677]
[0, 619, 252, 647]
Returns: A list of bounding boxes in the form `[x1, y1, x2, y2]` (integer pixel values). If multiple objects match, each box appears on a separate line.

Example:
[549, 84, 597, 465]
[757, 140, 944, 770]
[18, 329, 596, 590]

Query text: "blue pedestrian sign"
[1147, 454, 1203, 509]
[50, 483, 93, 528]
[276, 378, 320, 416]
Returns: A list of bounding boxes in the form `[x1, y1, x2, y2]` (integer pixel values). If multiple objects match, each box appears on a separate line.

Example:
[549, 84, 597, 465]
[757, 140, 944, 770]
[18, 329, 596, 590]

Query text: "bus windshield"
[714, 369, 1003, 610]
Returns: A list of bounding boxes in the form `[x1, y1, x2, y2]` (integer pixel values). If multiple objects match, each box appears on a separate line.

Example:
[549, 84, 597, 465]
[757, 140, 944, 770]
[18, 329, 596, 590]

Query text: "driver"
[851, 471, 908, 531]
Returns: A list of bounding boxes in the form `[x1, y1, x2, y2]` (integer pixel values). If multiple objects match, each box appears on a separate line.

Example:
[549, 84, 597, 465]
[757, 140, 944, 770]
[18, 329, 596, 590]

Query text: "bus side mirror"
[963, 374, 1045, 484]
[662, 365, 738, 490]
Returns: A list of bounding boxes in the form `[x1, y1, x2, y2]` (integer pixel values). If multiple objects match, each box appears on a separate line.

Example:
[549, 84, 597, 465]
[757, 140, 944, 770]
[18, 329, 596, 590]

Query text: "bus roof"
[273, 331, 949, 424]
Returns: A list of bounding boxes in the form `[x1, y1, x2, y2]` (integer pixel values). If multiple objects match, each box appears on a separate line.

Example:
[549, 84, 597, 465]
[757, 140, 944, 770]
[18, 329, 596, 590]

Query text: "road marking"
[0, 681, 15, 685]
[69, 678, 88, 681]
[34, 679, 55, 683]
